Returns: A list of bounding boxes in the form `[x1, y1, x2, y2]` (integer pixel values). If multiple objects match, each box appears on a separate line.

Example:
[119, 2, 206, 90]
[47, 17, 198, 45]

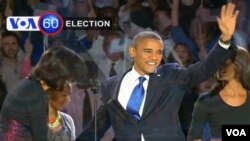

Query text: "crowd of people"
[0, 0, 249, 141]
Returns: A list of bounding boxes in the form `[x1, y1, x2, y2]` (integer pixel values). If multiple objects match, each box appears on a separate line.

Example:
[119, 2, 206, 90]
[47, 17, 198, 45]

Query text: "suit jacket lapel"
[105, 70, 141, 122]
[108, 69, 131, 101]
[141, 72, 161, 120]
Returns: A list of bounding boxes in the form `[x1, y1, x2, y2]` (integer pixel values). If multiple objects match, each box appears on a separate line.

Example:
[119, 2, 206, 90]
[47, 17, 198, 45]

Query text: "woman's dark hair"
[233, 47, 250, 89]
[211, 47, 250, 94]
[30, 47, 88, 91]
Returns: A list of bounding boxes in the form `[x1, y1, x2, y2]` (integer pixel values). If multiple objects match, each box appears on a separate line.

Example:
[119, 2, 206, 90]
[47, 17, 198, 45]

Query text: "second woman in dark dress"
[188, 46, 250, 141]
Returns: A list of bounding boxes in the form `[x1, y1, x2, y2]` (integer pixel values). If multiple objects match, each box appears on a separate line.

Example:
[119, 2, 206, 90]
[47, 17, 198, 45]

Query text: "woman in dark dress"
[0, 47, 87, 141]
[187, 46, 250, 141]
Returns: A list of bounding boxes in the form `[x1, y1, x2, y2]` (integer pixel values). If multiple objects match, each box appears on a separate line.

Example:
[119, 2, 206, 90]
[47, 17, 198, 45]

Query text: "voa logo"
[7, 16, 40, 31]
[226, 129, 246, 136]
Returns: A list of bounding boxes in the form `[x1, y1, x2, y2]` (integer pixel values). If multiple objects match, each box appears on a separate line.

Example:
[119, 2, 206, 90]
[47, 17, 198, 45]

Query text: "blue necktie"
[126, 77, 146, 120]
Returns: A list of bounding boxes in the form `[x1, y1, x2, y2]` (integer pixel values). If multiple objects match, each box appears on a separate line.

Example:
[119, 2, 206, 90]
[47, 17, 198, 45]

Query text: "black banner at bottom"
[222, 125, 250, 141]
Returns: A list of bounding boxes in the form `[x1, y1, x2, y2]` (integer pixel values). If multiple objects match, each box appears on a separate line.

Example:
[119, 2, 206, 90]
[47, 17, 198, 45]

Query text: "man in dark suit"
[76, 3, 239, 141]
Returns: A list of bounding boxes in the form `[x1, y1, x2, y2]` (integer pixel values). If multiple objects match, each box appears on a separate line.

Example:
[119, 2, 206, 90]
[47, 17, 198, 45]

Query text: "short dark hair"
[132, 31, 163, 47]
[1, 31, 21, 46]
[31, 47, 88, 91]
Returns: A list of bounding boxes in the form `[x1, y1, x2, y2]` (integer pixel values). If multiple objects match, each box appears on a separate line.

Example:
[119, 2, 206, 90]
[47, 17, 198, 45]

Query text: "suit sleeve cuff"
[218, 39, 231, 49]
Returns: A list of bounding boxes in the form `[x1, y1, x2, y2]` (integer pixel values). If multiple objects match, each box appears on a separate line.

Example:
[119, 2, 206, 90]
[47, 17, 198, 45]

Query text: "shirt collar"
[130, 66, 149, 82]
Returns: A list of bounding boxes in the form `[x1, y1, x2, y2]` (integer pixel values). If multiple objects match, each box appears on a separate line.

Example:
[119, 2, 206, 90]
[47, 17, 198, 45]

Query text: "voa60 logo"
[6, 12, 64, 36]
[7, 16, 40, 31]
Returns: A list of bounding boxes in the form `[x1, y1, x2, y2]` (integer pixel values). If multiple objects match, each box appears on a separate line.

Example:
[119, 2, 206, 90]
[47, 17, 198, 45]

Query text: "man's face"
[129, 38, 163, 75]
[1, 36, 19, 58]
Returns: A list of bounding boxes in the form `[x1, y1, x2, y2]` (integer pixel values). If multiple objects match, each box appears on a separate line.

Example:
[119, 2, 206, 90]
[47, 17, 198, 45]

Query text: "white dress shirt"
[118, 66, 149, 141]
